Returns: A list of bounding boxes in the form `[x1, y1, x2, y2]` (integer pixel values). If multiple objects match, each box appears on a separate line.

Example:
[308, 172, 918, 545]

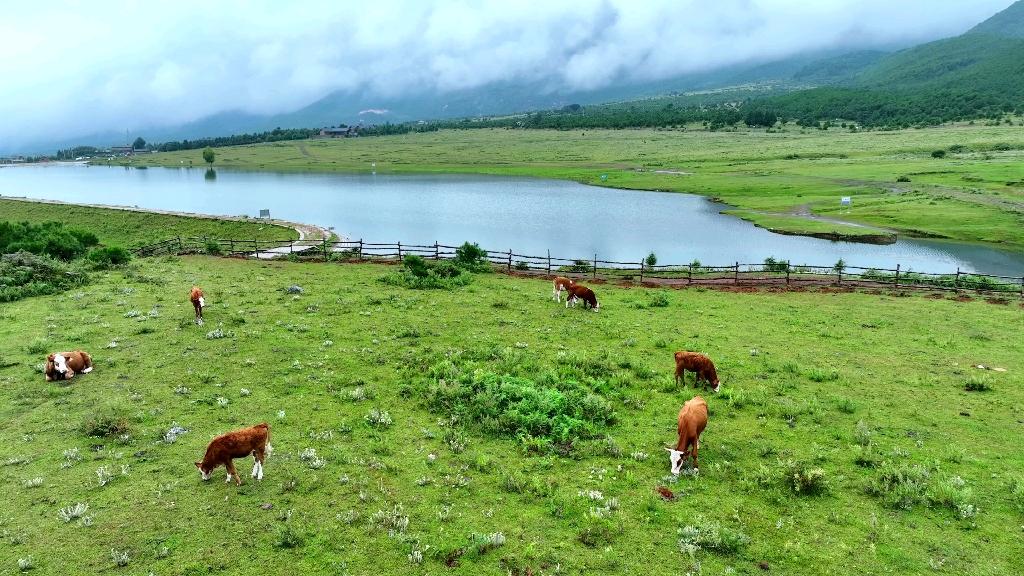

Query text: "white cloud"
[0, 0, 1014, 148]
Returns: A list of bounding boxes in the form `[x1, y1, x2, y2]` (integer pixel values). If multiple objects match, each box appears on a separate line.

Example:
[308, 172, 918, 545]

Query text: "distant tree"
[202, 146, 215, 166]
[132, 137, 146, 149]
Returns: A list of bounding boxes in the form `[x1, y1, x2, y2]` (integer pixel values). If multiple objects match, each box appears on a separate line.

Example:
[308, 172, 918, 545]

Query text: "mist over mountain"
[1, 1, 1017, 154]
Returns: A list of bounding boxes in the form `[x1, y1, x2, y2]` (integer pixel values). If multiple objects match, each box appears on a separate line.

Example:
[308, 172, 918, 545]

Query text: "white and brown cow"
[195, 423, 271, 486]
[552, 276, 575, 302]
[566, 283, 599, 311]
[45, 350, 94, 381]
[190, 286, 206, 325]
[665, 396, 708, 475]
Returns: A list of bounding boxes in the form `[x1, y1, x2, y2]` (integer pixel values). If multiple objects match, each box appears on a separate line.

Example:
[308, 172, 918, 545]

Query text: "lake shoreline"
[0, 194, 335, 242]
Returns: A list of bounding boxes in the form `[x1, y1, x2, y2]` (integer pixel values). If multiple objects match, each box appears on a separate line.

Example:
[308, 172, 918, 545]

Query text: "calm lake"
[2, 165, 1024, 276]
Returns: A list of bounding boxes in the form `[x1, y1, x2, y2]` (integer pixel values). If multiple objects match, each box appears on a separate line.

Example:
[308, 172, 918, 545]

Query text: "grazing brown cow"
[552, 276, 575, 302]
[190, 286, 206, 325]
[665, 396, 708, 475]
[566, 283, 599, 311]
[44, 350, 93, 381]
[195, 423, 270, 486]
[674, 351, 720, 392]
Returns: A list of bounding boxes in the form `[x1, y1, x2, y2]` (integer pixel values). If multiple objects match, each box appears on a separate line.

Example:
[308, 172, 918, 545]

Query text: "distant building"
[110, 146, 132, 156]
[318, 126, 359, 138]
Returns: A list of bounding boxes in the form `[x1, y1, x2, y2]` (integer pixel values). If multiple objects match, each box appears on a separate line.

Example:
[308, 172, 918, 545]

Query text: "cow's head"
[711, 378, 721, 393]
[52, 353, 68, 374]
[593, 301, 600, 312]
[665, 447, 688, 475]
[198, 296, 205, 308]
[195, 461, 213, 480]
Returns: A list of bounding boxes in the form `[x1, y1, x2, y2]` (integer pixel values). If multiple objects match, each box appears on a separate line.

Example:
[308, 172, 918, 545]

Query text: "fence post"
[323, 238, 328, 261]
[435, 241, 439, 261]
[547, 249, 551, 275]
[894, 264, 900, 288]
[1020, 276, 1023, 299]
[954, 267, 960, 291]
[593, 254, 598, 280]
[688, 264, 692, 285]
[358, 239, 363, 260]
[230, 239, 235, 254]
[177, 236, 183, 251]
[639, 259, 644, 283]
[838, 265, 842, 285]
[786, 261, 790, 286]
[735, 262, 739, 285]
[253, 238, 259, 259]
[397, 241, 402, 260]
[508, 249, 513, 272]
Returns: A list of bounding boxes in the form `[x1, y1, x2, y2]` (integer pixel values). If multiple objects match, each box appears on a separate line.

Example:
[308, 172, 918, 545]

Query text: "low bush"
[378, 254, 474, 290]
[452, 242, 492, 272]
[0, 251, 89, 302]
[88, 246, 132, 266]
[204, 240, 223, 255]
[417, 370, 616, 443]
[0, 221, 98, 260]
[677, 516, 750, 555]
[864, 461, 932, 510]
[783, 460, 829, 495]
[964, 375, 992, 392]
[81, 404, 133, 437]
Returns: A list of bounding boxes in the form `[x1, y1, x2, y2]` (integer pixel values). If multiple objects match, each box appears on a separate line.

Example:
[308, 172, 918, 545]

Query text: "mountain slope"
[967, 0, 1024, 38]
[851, 34, 1024, 96]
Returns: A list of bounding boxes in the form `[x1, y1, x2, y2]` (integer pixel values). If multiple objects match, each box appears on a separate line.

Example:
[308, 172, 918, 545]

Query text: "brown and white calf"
[195, 423, 270, 486]
[190, 286, 206, 325]
[673, 351, 720, 392]
[566, 283, 599, 311]
[552, 276, 575, 302]
[44, 350, 93, 381]
[665, 396, 708, 475]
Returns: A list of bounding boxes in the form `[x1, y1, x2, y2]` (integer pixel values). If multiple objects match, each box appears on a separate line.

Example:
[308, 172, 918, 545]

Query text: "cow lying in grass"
[44, 350, 93, 381]
[195, 423, 270, 486]
[190, 286, 206, 325]
[666, 396, 708, 474]
[552, 276, 575, 302]
[566, 283, 599, 311]
[673, 351, 720, 392]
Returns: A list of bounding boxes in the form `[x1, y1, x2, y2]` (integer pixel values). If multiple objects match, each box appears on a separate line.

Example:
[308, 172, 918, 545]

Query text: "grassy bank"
[111, 123, 1024, 250]
[724, 212, 897, 244]
[0, 255, 1021, 574]
[0, 198, 298, 249]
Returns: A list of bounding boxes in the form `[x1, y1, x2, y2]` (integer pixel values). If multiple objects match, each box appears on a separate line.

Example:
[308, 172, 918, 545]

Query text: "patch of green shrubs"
[379, 242, 490, 290]
[417, 369, 616, 442]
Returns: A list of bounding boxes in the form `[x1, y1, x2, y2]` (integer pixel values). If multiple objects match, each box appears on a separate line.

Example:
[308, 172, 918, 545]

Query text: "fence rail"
[131, 236, 1024, 298]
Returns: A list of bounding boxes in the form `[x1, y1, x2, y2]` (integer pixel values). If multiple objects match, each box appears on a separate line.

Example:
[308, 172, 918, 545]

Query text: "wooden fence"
[131, 236, 1024, 297]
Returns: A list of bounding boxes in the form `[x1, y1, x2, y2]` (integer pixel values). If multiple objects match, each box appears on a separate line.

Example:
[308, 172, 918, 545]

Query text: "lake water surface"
[2, 165, 1023, 276]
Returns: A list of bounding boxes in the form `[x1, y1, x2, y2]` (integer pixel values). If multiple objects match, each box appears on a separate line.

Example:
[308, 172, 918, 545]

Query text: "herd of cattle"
[40, 279, 720, 485]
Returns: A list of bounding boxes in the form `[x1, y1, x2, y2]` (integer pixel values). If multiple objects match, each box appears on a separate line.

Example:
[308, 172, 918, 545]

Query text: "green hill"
[851, 34, 1024, 97]
[967, 0, 1024, 37]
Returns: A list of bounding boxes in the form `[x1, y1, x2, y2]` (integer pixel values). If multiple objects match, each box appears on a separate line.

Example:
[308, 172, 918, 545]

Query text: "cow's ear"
[47, 354, 55, 361]
[664, 447, 674, 452]
[195, 462, 202, 469]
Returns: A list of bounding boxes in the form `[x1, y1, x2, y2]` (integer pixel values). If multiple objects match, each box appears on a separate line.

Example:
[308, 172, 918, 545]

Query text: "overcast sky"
[0, 0, 1014, 149]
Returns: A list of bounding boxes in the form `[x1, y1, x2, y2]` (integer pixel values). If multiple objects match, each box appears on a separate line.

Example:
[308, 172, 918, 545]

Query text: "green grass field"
[0, 198, 298, 249]
[0, 254, 1022, 575]
[114, 123, 1024, 251]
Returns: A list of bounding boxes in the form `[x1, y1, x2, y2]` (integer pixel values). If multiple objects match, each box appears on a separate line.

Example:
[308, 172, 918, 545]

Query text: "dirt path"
[297, 143, 313, 158]
[730, 207, 898, 233]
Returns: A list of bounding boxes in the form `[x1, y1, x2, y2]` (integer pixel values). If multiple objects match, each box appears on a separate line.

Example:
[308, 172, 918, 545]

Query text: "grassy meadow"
[115, 123, 1024, 250]
[0, 255, 1022, 574]
[0, 198, 298, 249]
